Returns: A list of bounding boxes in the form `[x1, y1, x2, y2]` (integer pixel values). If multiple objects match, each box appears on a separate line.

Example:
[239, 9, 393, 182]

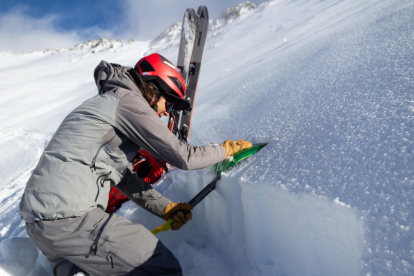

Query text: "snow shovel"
[151, 143, 267, 235]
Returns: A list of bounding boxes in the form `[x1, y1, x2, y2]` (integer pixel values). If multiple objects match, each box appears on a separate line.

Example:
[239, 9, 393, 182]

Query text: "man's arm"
[116, 164, 170, 218]
[115, 91, 225, 170]
[116, 164, 193, 228]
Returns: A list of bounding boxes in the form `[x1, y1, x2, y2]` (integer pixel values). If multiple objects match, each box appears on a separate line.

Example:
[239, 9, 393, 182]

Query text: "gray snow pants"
[25, 208, 182, 276]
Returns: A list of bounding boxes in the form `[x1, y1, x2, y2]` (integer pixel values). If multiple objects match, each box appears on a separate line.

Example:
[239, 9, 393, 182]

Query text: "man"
[19, 53, 251, 276]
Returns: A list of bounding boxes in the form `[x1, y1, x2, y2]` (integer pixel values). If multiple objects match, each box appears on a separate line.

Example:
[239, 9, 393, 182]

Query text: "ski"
[178, 6, 209, 143]
[168, 8, 197, 136]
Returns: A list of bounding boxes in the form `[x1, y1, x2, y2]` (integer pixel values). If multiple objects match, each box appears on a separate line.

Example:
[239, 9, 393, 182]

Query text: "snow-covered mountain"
[0, 0, 413, 275]
[44, 38, 137, 55]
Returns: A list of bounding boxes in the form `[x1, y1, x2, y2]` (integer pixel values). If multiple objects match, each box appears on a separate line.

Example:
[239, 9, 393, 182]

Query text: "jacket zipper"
[90, 133, 117, 172]
[100, 171, 112, 187]
[106, 251, 114, 269]
[104, 247, 136, 269]
[95, 171, 112, 202]
[92, 213, 113, 255]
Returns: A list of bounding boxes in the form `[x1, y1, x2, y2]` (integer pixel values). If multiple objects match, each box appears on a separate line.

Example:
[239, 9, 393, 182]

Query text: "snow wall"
[118, 138, 364, 276]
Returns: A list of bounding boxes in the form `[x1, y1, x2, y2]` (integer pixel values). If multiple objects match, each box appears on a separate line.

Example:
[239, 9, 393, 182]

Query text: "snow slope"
[0, 0, 413, 275]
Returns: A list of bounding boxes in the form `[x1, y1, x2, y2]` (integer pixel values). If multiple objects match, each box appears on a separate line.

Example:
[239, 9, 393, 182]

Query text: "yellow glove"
[162, 202, 193, 230]
[221, 140, 253, 158]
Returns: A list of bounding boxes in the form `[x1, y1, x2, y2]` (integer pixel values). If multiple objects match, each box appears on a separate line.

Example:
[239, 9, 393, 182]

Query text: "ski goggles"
[165, 99, 175, 112]
[149, 82, 175, 112]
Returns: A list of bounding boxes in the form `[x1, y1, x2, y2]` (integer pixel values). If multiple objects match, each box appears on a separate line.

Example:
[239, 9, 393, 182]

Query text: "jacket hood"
[94, 61, 139, 95]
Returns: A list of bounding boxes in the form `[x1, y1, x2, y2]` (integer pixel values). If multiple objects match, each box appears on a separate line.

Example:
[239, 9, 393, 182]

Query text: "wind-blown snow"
[181, 12, 196, 83]
[0, 0, 413, 275]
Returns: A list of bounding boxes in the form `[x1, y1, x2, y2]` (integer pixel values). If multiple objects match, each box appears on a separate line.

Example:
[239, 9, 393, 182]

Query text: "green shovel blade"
[212, 143, 267, 175]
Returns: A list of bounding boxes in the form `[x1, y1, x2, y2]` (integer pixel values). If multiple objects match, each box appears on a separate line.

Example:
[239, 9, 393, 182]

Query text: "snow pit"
[119, 163, 364, 276]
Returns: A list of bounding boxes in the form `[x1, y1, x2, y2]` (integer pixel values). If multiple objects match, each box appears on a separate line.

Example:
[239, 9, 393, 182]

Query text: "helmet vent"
[140, 59, 155, 72]
[168, 76, 184, 95]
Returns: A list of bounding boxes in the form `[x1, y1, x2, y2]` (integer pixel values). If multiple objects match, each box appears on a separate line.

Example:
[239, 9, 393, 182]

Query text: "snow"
[181, 11, 196, 82]
[0, 0, 413, 275]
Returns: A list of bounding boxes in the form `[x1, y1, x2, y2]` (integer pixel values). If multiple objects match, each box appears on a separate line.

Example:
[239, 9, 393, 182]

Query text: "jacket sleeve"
[115, 91, 226, 170]
[116, 164, 171, 218]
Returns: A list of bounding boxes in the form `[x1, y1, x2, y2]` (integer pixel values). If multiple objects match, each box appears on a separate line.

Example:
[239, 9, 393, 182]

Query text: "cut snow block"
[240, 181, 364, 276]
[0, 237, 39, 275]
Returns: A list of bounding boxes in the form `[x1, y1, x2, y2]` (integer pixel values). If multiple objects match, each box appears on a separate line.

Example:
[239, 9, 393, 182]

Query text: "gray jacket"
[19, 61, 225, 223]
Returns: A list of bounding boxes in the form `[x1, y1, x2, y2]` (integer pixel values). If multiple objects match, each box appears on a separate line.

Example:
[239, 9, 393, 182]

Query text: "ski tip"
[197, 6, 209, 19]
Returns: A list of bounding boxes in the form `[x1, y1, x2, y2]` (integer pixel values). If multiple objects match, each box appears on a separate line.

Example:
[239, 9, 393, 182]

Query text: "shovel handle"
[188, 174, 221, 208]
[151, 174, 221, 235]
[151, 219, 174, 235]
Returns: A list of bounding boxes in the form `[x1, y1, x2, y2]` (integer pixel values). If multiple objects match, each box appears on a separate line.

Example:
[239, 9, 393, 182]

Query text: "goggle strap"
[149, 82, 160, 91]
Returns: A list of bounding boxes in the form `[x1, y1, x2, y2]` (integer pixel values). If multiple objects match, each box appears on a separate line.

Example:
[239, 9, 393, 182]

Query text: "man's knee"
[126, 241, 182, 276]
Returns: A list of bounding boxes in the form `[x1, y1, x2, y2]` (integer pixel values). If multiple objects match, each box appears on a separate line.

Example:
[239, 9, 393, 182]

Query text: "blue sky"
[0, 0, 123, 31]
[0, 0, 265, 53]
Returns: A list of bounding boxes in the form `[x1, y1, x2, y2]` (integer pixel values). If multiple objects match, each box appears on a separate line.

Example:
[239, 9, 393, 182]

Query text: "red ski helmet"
[135, 53, 190, 111]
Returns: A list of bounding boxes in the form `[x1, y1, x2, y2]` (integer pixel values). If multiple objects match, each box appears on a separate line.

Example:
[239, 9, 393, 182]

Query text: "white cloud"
[0, 6, 114, 53]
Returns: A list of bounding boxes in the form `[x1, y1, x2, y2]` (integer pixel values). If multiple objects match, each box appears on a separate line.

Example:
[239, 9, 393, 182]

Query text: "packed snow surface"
[0, 0, 413, 275]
